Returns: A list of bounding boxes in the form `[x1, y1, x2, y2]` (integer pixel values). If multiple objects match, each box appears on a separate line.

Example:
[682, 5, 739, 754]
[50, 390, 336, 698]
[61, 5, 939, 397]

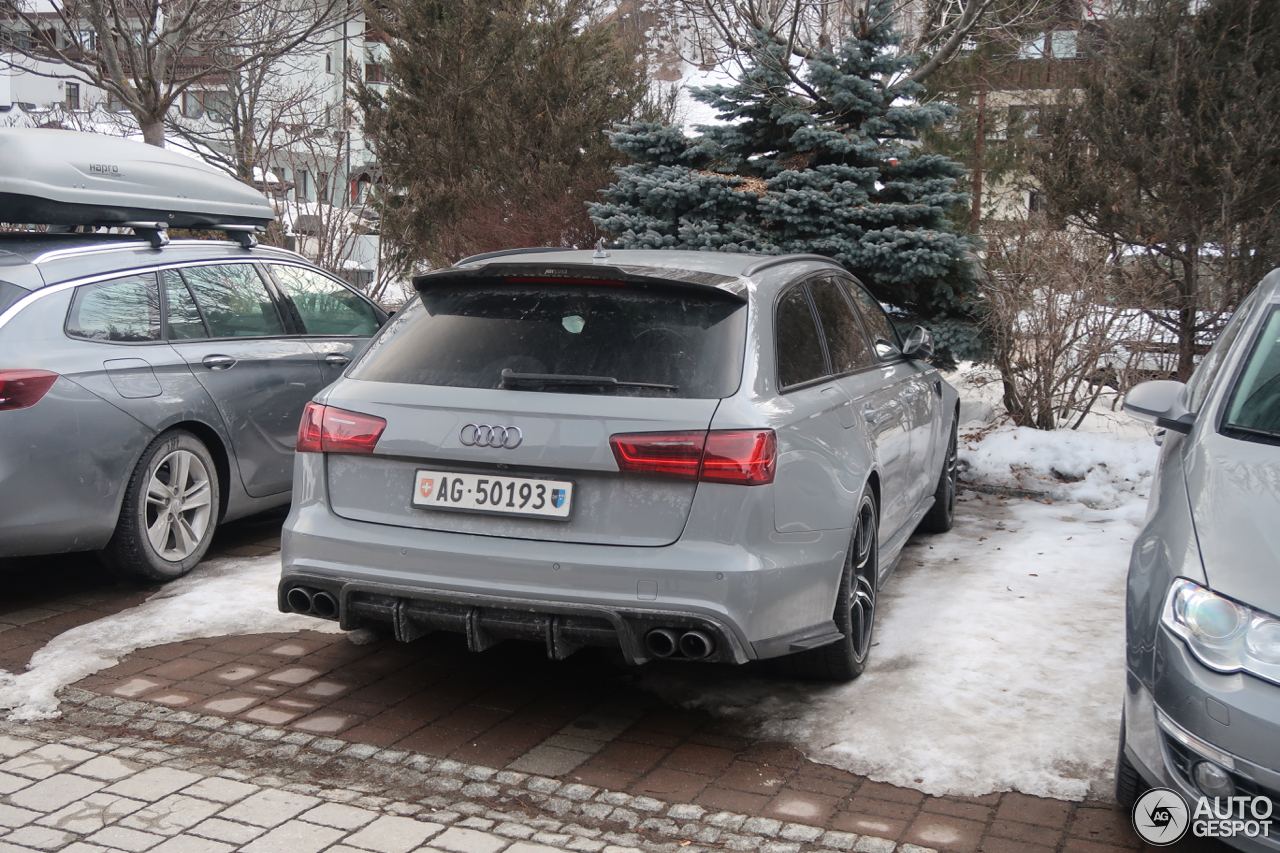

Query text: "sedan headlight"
[1164, 579, 1280, 684]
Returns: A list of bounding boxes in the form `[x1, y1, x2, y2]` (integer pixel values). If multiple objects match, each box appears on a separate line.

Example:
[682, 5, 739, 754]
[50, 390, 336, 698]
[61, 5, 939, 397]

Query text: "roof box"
[0, 128, 275, 231]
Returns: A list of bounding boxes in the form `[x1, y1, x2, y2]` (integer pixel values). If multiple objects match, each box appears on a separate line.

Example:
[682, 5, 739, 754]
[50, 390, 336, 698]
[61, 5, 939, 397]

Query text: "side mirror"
[1123, 380, 1195, 434]
[901, 326, 935, 361]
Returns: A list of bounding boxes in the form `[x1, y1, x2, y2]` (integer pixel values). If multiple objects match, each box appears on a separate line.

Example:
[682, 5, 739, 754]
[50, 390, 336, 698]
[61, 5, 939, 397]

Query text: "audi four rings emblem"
[460, 423, 523, 449]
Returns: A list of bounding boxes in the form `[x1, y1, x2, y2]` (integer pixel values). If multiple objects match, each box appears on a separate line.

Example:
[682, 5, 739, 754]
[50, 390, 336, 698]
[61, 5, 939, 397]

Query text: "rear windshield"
[0, 280, 29, 315]
[1222, 306, 1280, 443]
[350, 284, 747, 398]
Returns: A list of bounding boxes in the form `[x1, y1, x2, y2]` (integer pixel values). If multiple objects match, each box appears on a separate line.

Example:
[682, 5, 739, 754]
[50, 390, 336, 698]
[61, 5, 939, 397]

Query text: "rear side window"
[843, 280, 902, 356]
[0, 280, 28, 315]
[66, 273, 161, 343]
[181, 264, 285, 338]
[268, 264, 381, 336]
[163, 270, 209, 340]
[350, 285, 746, 399]
[809, 278, 874, 375]
[776, 286, 828, 389]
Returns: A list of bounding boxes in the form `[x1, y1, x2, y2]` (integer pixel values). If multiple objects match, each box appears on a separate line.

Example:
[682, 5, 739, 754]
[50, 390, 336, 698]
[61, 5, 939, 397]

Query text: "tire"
[780, 488, 878, 682]
[102, 430, 220, 583]
[918, 418, 958, 534]
[1115, 708, 1148, 808]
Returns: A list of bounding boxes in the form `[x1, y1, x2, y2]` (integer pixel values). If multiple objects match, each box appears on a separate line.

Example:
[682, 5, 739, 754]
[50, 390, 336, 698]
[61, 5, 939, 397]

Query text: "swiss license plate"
[412, 470, 573, 519]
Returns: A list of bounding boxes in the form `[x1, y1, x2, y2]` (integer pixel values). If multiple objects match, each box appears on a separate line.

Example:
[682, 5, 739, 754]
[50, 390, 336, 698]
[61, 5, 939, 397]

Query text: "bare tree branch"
[0, 0, 356, 146]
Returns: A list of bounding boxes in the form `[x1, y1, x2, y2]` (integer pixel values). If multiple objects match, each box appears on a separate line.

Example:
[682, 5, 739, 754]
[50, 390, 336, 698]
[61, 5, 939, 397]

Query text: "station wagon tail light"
[296, 402, 386, 454]
[701, 429, 778, 485]
[610, 429, 776, 485]
[0, 369, 58, 411]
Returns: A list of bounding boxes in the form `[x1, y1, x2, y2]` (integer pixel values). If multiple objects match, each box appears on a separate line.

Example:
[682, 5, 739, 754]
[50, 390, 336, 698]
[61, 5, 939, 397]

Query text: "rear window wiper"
[501, 369, 677, 392]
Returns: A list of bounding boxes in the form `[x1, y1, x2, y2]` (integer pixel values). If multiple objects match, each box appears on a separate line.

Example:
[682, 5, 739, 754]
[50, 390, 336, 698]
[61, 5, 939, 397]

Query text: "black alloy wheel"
[780, 487, 879, 681]
[919, 418, 958, 534]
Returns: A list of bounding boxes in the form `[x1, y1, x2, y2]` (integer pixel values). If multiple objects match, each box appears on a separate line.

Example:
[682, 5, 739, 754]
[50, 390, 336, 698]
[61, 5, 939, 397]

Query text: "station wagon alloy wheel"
[782, 488, 879, 681]
[920, 420, 958, 534]
[847, 495, 878, 666]
[146, 448, 214, 561]
[102, 431, 221, 582]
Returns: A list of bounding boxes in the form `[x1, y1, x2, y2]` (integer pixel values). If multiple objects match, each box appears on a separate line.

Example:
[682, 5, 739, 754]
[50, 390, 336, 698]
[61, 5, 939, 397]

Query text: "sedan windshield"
[350, 284, 747, 399]
[1223, 306, 1280, 441]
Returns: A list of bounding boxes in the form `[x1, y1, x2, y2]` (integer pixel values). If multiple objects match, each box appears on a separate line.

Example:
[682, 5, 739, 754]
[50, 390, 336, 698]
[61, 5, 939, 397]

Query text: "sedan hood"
[1185, 428, 1280, 616]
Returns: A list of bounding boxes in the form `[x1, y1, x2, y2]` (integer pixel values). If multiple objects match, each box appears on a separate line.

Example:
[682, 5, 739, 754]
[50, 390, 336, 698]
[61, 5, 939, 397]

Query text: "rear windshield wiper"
[501, 368, 677, 392]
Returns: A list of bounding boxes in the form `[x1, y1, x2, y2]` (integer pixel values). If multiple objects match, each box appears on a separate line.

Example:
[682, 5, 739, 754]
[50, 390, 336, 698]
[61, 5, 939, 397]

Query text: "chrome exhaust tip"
[285, 586, 315, 614]
[645, 628, 680, 658]
[679, 630, 715, 660]
[310, 590, 339, 619]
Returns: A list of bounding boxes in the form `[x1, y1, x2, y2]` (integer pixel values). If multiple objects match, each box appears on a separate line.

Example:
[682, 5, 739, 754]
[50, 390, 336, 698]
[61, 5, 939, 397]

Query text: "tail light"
[701, 429, 778, 485]
[609, 431, 707, 479]
[610, 429, 776, 485]
[296, 402, 386, 454]
[0, 369, 59, 411]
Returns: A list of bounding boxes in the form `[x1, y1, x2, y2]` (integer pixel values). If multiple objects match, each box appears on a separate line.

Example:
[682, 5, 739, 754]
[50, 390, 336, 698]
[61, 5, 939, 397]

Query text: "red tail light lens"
[701, 429, 778, 485]
[296, 402, 386, 454]
[610, 428, 776, 485]
[609, 431, 707, 479]
[0, 369, 59, 411]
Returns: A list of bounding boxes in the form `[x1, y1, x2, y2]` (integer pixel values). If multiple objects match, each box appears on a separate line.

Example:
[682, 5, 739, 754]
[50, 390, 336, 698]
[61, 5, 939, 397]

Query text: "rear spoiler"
[412, 262, 748, 302]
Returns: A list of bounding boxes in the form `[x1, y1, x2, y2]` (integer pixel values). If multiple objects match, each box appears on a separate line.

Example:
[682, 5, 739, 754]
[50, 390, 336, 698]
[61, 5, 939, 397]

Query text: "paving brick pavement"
[0, 509, 1189, 853]
[0, 695, 942, 853]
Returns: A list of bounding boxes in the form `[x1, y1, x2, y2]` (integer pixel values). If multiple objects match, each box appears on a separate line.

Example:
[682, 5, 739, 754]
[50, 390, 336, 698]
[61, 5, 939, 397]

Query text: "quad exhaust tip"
[645, 628, 716, 660]
[285, 586, 339, 619]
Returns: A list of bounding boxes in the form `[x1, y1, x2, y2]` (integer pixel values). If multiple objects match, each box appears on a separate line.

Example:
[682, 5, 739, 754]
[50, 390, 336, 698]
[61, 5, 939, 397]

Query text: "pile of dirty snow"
[0, 556, 340, 721]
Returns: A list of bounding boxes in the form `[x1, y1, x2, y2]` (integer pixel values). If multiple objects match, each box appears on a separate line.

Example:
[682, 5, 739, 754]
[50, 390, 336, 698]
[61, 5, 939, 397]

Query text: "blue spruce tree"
[589, 0, 978, 357]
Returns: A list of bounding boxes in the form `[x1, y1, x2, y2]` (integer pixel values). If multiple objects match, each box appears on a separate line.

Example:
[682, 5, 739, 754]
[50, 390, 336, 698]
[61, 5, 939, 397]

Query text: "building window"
[182, 90, 230, 122]
[1017, 32, 1046, 59]
[364, 63, 386, 83]
[1050, 30, 1080, 59]
[326, 54, 332, 74]
[65, 83, 80, 111]
[1007, 105, 1041, 138]
[1028, 191, 1045, 215]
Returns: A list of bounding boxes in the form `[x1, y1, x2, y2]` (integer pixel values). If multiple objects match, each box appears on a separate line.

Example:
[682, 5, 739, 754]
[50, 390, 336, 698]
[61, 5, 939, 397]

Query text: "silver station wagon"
[0, 128, 385, 582]
[279, 248, 959, 679]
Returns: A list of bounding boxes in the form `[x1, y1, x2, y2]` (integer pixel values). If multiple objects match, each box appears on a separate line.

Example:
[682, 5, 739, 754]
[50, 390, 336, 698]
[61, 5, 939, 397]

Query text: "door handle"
[324, 353, 350, 366]
[201, 355, 236, 370]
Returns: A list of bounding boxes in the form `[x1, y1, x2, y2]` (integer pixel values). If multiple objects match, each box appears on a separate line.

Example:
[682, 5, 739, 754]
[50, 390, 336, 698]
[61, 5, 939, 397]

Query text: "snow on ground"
[636, 364, 1161, 802]
[0, 555, 340, 722]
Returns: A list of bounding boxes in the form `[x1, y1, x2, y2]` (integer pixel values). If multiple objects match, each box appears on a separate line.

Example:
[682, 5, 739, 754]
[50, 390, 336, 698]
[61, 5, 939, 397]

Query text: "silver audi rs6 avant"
[279, 248, 959, 679]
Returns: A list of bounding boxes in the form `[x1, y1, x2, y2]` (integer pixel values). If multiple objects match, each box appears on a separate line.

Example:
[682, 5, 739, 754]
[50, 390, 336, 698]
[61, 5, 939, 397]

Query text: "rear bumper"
[0, 377, 147, 557]
[280, 474, 849, 664]
[279, 570, 753, 665]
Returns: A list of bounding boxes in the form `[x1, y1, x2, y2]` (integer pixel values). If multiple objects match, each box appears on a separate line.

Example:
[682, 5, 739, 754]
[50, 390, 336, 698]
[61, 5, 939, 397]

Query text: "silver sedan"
[1119, 267, 1280, 850]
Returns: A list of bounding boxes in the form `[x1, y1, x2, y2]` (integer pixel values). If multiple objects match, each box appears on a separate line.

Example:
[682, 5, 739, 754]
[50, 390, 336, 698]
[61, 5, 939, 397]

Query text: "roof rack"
[0, 128, 274, 250]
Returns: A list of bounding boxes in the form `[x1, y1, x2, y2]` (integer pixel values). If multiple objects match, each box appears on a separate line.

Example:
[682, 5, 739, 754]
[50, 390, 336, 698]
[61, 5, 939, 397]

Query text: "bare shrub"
[981, 222, 1154, 430]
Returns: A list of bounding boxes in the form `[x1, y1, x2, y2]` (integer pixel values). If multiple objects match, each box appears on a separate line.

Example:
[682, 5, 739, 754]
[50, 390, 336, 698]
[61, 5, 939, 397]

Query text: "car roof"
[0, 231, 317, 290]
